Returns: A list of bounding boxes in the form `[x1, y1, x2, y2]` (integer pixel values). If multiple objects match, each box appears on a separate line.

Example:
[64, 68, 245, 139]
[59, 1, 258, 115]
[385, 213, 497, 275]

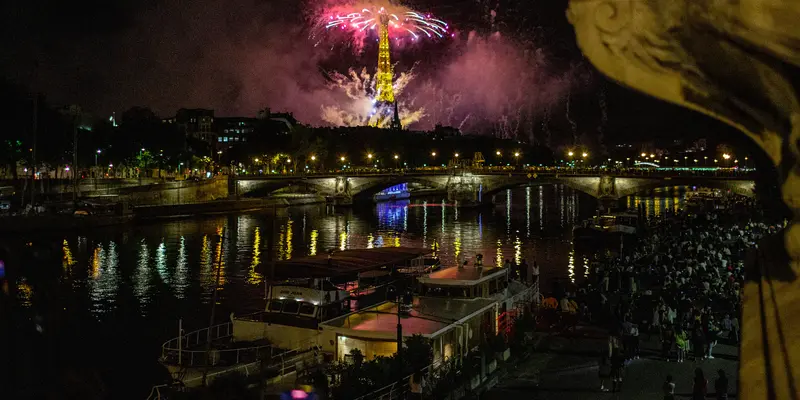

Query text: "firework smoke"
[320, 66, 424, 127]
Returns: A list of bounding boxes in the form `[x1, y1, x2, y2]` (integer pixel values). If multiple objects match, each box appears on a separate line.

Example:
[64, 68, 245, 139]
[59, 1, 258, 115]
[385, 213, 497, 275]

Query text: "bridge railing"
[232, 167, 754, 179]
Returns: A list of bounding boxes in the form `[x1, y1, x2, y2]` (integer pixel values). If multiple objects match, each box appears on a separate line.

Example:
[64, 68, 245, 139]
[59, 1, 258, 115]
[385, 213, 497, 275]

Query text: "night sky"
[1, 0, 743, 144]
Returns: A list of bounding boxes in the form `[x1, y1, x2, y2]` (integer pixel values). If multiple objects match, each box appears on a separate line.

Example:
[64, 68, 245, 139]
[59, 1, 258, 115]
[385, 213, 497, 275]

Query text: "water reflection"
[16, 185, 686, 323]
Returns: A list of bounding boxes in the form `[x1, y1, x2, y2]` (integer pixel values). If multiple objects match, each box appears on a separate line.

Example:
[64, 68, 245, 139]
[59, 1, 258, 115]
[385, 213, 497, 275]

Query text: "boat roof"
[417, 266, 506, 286]
[272, 247, 431, 279]
[321, 297, 496, 338]
[599, 212, 638, 218]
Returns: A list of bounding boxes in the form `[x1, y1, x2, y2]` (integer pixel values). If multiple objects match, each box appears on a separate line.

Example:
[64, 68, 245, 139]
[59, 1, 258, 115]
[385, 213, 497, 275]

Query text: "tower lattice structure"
[375, 13, 395, 104]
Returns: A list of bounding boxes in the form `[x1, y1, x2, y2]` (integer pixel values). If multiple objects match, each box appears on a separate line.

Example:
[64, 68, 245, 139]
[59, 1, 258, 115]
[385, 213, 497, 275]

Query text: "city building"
[257, 107, 297, 135]
[215, 117, 257, 146]
[162, 108, 215, 143]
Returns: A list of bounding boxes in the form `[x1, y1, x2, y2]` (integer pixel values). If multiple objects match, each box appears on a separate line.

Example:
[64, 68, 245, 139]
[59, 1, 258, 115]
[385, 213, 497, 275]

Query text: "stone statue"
[566, 1, 800, 397]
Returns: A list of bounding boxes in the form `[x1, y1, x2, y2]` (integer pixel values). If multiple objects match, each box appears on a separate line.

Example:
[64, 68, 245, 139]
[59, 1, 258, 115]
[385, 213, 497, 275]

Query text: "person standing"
[715, 369, 729, 400]
[693, 324, 706, 361]
[661, 324, 675, 361]
[692, 368, 708, 400]
[663, 375, 676, 400]
[531, 259, 540, 285]
[675, 327, 688, 362]
[707, 319, 719, 359]
[519, 259, 529, 283]
[409, 371, 425, 400]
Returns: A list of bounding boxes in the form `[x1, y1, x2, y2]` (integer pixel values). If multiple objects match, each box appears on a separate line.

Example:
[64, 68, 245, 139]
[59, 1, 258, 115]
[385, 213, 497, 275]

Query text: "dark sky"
[0, 0, 741, 144]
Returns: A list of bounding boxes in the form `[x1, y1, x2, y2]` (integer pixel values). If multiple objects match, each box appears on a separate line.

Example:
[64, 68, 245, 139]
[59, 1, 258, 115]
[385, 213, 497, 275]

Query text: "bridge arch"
[236, 178, 335, 198]
[615, 178, 756, 198]
[347, 175, 448, 200]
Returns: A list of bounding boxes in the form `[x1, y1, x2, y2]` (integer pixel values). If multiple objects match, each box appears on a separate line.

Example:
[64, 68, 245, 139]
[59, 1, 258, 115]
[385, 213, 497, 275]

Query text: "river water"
[4, 185, 685, 398]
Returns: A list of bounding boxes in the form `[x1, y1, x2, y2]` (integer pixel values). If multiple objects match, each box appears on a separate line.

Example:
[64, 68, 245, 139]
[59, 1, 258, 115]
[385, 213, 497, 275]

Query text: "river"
[2, 184, 685, 398]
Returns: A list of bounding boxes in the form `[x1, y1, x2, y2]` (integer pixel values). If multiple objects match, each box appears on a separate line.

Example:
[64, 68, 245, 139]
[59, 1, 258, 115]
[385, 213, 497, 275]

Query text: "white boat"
[158, 247, 438, 387]
[574, 211, 639, 239]
[319, 261, 538, 364]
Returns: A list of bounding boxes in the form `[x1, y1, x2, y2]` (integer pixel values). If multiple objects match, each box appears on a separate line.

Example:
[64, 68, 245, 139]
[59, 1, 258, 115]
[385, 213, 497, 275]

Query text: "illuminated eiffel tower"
[375, 12, 395, 104]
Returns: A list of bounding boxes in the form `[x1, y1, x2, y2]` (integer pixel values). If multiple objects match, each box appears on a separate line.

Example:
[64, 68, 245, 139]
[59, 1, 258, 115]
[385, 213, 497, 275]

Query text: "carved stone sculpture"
[566, 1, 800, 397]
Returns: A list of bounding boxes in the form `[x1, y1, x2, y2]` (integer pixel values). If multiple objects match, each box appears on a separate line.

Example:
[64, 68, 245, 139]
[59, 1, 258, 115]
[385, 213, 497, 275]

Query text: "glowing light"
[454, 153, 459, 158]
[325, 7, 449, 42]
[582, 152, 588, 158]
[367, 153, 373, 159]
[310, 155, 316, 161]
[568, 151, 574, 157]
[393, 154, 399, 159]
[431, 151, 436, 157]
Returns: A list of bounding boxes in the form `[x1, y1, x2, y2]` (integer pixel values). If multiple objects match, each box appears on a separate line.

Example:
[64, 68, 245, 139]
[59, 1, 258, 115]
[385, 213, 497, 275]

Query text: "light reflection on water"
[20, 185, 688, 322]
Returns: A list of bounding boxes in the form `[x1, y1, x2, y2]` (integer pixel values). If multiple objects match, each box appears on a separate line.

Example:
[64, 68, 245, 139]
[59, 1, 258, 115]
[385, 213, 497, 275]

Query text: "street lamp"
[496, 150, 502, 156]
[640, 152, 646, 158]
[310, 155, 316, 161]
[454, 153, 459, 158]
[367, 153, 373, 160]
[95, 149, 102, 177]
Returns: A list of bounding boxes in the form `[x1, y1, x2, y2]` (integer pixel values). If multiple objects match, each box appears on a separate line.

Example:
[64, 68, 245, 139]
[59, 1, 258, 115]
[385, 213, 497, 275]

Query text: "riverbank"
[132, 195, 326, 220]
[0, 196, 327, 232]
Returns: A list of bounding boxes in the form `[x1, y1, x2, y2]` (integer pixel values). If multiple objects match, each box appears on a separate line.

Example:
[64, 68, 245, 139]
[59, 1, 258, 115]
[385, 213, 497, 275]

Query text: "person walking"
[610, 345, 626, 393]
[598, 354, 611, 392]
[663, 375, 676, 400]
[692, 368, 708, 400]
[715, 369, 729, 400]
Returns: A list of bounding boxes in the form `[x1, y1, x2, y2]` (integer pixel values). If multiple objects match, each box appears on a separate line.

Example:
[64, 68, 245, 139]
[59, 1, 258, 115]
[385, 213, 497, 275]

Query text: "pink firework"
[324, 5, 450, 42]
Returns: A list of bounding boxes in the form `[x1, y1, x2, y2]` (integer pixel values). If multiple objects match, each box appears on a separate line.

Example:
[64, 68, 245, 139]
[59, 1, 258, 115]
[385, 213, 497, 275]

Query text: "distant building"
[433, 124, 461, 138]
[163, 108, 215, 143]
[256, 107, 297, 134]
[215, 117, 257, 147]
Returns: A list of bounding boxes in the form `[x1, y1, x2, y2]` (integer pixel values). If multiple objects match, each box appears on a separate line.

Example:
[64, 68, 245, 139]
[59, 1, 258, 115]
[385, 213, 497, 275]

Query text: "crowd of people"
[562, 196, 779, 396]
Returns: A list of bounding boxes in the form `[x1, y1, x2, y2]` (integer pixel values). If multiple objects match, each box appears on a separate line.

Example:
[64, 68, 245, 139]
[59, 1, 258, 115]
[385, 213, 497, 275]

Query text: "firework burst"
[325, 6, 450, 41]
[321, 66, 425, 128]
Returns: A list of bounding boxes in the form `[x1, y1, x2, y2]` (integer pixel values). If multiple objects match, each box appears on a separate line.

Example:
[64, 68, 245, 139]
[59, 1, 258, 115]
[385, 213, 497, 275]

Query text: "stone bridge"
[234, 172, 755, 206]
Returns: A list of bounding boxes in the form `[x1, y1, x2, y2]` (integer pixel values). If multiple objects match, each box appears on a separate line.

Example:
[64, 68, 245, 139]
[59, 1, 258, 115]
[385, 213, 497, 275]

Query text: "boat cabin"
[232, 248, 435, 350]
[319, 264, 532, 364]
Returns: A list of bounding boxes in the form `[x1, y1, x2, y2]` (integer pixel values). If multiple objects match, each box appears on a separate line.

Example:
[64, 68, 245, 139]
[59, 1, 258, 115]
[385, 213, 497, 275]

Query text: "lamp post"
[581, 152, 588, 170]
[393, 154, 399, 170]
[568, 151, 574, 169]
[514, 152, 520, 169]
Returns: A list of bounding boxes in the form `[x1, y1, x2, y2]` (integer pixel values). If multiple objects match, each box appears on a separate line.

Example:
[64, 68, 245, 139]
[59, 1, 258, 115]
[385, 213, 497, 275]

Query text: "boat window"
[268, 300, 283, 312]
[282, 300, 300, 314]
[298, 302, 315, 316]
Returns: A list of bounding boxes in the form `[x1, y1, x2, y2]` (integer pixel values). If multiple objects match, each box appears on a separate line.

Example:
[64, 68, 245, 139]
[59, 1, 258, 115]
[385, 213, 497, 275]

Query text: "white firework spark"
[320, 66, 425, 128]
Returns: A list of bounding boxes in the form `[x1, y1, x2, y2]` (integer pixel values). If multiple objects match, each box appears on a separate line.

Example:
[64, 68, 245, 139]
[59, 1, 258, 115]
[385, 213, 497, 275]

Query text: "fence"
[159, 322, 274, 368]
